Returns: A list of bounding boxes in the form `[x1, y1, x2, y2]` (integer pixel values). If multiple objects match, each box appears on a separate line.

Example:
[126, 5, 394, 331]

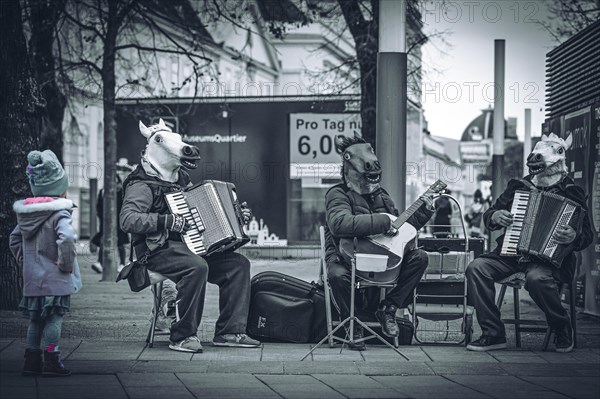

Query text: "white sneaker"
[169, 336, 203, 353]
[91, 262, 103, 274]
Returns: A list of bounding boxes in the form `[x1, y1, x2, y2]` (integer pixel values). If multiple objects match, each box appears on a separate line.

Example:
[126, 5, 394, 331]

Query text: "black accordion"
[500, 189, 583, 267]
[165, 180, 249, 256]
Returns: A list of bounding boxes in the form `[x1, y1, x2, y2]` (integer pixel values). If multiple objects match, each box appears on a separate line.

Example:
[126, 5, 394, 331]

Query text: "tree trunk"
[101, 2, 119, 282]
[29, 0, 67, 162]
[0, 0, 44, 309]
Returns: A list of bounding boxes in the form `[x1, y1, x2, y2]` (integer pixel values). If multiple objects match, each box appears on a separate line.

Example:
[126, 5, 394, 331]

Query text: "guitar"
[339, 180, 447, 270]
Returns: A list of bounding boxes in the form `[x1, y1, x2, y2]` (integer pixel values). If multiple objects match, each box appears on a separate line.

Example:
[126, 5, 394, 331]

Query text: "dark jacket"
[325, 184, 434, 263]
[120, 162, 191, 257]
[483, 175, 593, 280]
[91, 183, 129, 247]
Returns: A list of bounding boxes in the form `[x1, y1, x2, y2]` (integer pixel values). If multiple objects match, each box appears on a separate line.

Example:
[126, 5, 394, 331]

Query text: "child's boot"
[22, 349, 43, 376]
[42, 351, 71, 377]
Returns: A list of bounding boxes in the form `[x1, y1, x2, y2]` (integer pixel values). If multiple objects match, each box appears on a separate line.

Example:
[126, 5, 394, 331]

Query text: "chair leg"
[497, 284, 507, 310]
[570, 281, 577, 349]
[513, 288, 521, 348]
[148, 281, 163, 348]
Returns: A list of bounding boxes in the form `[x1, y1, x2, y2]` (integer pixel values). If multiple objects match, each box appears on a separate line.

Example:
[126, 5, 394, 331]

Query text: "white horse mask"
[527, 132, 573, 187]
[139, 119, 201, 182]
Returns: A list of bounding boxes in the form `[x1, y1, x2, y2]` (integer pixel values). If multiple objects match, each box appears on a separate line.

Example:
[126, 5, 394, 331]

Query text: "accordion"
[165, 180, 249, 256]
[500, 189, 583, 267]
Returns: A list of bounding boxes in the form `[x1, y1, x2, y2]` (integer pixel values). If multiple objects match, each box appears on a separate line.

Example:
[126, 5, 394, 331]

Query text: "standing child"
[9, 150, 82, 377]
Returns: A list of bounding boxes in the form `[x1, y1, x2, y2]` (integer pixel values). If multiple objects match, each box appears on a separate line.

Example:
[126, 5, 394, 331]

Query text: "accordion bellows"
[165, 180, 249, 256]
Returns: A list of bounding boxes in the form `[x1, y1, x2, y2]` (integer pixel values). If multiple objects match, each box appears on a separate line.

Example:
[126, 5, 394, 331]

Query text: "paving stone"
[184, 387, 281, 399]
[137, 346, 193, 361]
[488, 353, 548, 363]
[0, 372, 37, 387]
[176, 372, 264, 389]
[65, 360, 135, 374]
[357, 361, 435, 376]
[428, 361, 508, 375]
[311, 346, 365, 362]
[190, 346, 261, 362]
[124, 385, 195, 399]
[313, 374, 392, 390]
[0, 339, 15, 353]
[1, 340, 81, 361]
[283, 362, 360, 375]
[573, 364, 600, 377]
[496, 362, 583, 377]
[373, 375, 489, 398]
[75, 341, 146, 353]
[0, 386, 37, 399]
[446, 375, 568, 399]
[117, 372, 182, 386]
[0, 360, 22, 374]
[533, 351, 583, 363]
[420, 347, 497, 363]
[131, 360, 208, 373]
[567, 351, 600, 362]
[521, 377, 600, 399]
[37, 374, 121, 386]
[207, 361, 284, 374]
[262, 344, 314, 361]
[256, 375, 346, 399]
[359, 346, 410, 362]
[37, 385, 128, 399]
[66, 350, 141, 361]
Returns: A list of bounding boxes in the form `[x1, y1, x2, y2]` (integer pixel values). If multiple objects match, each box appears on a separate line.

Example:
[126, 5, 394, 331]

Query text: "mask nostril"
[365, 162, 371, 170]
[183, 146, 192, 156]
[535, 153, 542, 161]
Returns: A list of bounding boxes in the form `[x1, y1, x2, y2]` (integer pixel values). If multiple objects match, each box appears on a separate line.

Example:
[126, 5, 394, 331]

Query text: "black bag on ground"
[247, 272, 331, 343]
[247, 271, 414, 345]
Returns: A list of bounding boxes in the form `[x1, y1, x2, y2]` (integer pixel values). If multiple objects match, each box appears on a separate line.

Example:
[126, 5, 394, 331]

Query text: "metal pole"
[90, 178, 98, 240]
[523, 108, 532, 176]
[491, 39, 505, 204]
[377, 0, 407, 210]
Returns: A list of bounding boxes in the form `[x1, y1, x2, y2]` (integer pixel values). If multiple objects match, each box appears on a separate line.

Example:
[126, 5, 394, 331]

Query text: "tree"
[538, 0, 600, 42]
[0, 0, 45, 309]
[26, 0, 68, 163]
[57, 0, 213, 281]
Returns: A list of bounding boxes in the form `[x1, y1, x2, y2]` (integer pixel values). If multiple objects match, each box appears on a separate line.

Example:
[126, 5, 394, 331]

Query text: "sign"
[459, 140, 492, 164]
[289, 113, 361, 173]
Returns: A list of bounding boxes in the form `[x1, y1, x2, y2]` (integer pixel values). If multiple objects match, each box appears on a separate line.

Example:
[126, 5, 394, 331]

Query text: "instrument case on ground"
[247, 271, 413, 345]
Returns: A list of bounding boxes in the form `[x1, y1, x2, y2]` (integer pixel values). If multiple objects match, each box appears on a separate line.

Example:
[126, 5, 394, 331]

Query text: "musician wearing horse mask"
[466, 133, 593, 353]
[120, 119, 261, 353]
[325, 134, 435, 350]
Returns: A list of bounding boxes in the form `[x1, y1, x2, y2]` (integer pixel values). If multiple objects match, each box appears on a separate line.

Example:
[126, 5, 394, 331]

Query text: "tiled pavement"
[1, 339, 599, 399]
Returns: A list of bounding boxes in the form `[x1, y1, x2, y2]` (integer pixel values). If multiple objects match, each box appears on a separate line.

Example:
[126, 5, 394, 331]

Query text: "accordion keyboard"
[500, 190, 530, 256]
[165, 191, 207, 255]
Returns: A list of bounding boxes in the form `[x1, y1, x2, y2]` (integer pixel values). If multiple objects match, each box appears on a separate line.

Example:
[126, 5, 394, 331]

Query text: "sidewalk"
[1, 247, 599, 398]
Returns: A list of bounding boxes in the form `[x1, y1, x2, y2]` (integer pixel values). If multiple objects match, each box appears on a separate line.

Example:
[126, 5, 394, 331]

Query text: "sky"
[420, 0, 556, 141]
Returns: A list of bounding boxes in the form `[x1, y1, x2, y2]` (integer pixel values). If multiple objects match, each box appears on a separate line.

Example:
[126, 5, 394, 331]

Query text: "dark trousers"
[466, 255, 570, 338]
[145, 240, 251, 342]
[327, 248, 429, 320]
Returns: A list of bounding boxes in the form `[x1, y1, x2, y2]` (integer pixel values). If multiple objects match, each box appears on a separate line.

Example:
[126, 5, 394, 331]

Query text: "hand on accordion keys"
[491, 210, 514, 228]
[553, 225, 576, 244]
[165, 214, 192, 233]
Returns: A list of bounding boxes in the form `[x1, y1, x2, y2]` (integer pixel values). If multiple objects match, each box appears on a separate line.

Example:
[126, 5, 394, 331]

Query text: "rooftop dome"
[461, 107, 518, 142]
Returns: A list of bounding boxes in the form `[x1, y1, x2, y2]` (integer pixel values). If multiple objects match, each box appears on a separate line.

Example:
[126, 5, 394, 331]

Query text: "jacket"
[119, 160, 191, 257]
[9, 197, 82, 296]
[325, 184, 434, 263]
[483, 175, 593, 280]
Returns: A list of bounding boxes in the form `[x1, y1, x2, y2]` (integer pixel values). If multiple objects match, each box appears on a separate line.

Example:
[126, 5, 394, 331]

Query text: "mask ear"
[353, 130, 362, 139]
[563, 134, 573, 151]
[139, 121, 151, 139]
[335, 135, 351, 154]
[158, 118, 166, 128]
[541, 134, 548, 142]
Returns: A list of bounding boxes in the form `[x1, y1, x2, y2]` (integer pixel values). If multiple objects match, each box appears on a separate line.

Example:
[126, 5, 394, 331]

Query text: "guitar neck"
[391, 198, 425, 229]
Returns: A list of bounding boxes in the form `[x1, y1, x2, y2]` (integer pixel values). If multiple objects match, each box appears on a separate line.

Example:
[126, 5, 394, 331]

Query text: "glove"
[162, 214, 191, 233]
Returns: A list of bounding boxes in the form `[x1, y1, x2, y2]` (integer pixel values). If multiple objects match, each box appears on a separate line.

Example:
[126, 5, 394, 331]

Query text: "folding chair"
[301, 227, 405, 360]
[146, 270, 169, 348]
[497, 272, 577, 350]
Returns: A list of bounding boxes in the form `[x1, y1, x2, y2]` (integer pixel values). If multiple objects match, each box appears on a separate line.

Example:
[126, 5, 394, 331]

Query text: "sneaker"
[346, 324, 366, 351]
[375, 303, 399, 337]
[91, 262, 103, 274]
[169, 336, 203, 353]
[212, 334, 261, 348]
[466, 335, 507, 352]
[555, 324, 574, 353]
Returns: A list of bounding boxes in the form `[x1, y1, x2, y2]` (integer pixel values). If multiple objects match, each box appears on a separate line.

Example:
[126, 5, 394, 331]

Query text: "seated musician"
[325, 134, 435, 350]
[120, 119, 260, 353]
[466, 133, 593, 353]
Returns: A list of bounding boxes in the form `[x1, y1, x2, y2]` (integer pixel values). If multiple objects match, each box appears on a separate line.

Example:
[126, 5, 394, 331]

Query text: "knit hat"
[26, 150, 69, 197]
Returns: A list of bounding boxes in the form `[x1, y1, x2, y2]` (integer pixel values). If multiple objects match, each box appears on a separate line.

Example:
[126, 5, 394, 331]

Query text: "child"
[9, 150, 82, 377]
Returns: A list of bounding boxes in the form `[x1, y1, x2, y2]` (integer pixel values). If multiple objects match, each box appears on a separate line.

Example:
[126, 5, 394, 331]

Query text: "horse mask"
[335, 133, 382, 195]
[139, 119, 201, 182]
[527, 132, 573, 188]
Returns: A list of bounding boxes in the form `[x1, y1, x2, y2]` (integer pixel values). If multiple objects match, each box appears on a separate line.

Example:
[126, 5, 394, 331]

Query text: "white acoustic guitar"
[339, 180, 447, 270]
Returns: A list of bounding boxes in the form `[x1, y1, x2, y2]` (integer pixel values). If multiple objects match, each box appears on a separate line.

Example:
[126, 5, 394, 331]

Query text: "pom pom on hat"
[26, 149, 69, 197]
